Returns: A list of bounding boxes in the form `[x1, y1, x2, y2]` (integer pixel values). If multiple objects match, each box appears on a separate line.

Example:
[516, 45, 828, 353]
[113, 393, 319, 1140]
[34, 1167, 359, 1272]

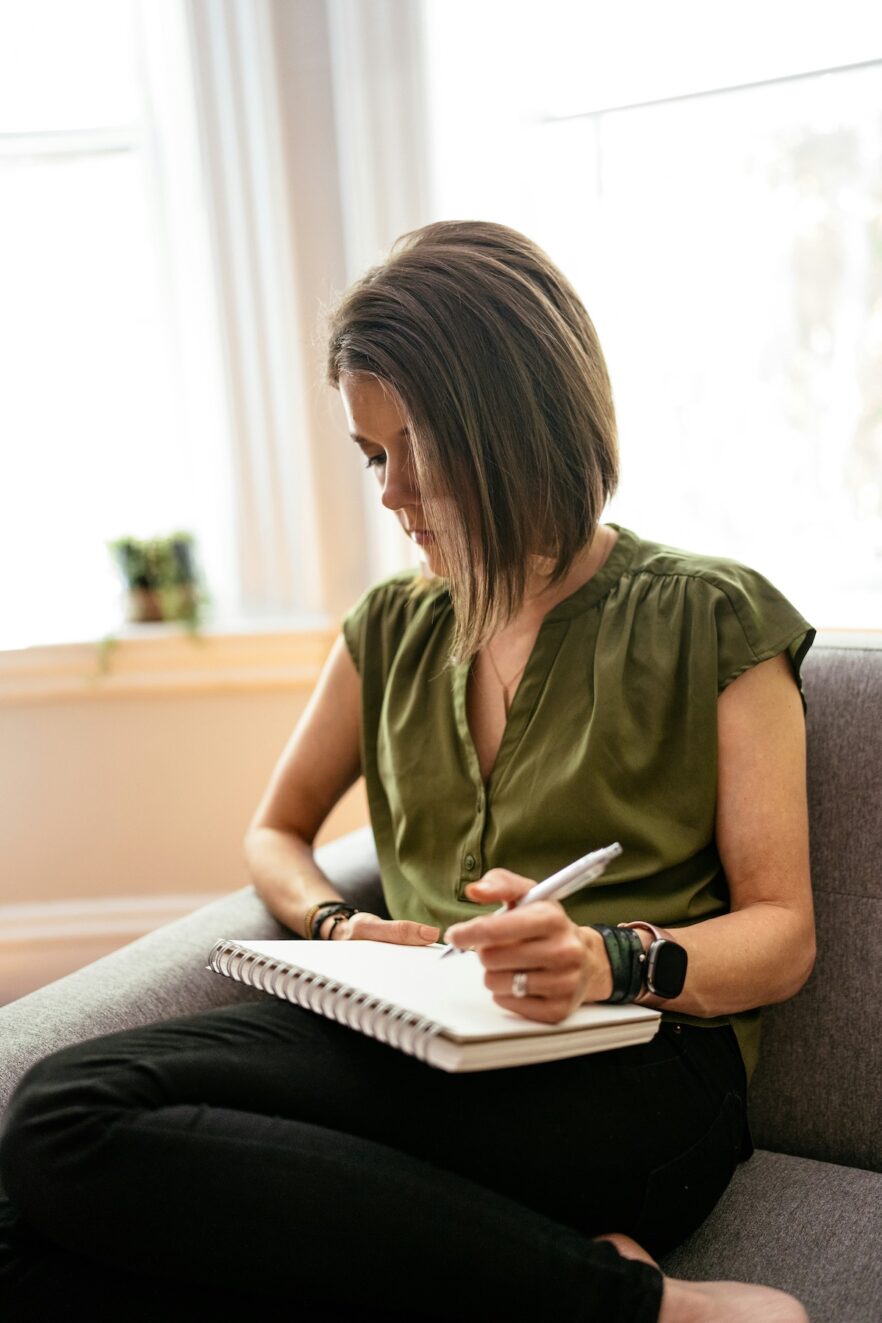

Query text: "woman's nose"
[380, 455, 419, 511]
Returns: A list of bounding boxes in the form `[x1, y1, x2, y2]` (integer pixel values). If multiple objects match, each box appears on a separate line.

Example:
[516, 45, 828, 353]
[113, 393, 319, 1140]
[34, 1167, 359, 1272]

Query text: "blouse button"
[464, 854, 476, 872]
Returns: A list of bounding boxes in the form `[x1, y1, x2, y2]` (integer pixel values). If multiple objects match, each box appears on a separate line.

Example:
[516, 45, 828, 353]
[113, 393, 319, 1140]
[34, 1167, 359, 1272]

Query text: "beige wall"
[0, 688, 366, 904]
[0, 629, 369, 1002]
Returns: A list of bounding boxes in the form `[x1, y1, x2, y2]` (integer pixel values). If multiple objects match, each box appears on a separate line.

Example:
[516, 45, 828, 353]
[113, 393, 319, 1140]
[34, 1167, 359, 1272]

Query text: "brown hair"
[326, 220, 618, 663]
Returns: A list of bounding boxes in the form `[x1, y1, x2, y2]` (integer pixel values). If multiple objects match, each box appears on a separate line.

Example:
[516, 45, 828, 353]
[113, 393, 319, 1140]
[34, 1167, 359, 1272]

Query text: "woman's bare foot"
[596, 1233, 809, 1323]
[661, 1279, 809, 1323]
[596, 1232, 658, 1266]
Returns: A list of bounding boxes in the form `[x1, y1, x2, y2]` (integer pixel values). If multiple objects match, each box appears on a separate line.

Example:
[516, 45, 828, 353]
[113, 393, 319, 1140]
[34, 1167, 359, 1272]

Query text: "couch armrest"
[0, 827, 383, 1118]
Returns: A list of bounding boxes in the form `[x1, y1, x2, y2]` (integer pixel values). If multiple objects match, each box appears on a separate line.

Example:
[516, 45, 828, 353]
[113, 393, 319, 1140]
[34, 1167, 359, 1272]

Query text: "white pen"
[439, 842, 623, 958]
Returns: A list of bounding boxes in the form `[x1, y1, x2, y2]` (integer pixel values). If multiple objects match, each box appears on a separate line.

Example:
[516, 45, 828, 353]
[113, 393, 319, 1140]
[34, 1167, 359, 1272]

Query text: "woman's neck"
[516, 523, 618, 627]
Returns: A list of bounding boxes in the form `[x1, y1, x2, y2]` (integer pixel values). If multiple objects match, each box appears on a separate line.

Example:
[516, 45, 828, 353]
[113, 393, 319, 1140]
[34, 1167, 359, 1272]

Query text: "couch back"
[749, 644, 882, 1171]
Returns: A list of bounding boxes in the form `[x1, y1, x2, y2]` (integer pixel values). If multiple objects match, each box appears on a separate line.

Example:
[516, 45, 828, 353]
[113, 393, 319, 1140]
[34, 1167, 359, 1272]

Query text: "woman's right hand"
[320, 912, 439, 945]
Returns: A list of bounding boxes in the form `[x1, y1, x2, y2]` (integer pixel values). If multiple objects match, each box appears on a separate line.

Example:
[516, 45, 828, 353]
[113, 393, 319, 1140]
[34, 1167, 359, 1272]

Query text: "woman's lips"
[409, 530, 435, 546]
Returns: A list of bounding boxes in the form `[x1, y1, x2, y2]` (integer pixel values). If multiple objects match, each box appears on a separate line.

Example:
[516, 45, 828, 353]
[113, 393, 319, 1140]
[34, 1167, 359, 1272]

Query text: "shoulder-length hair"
[326, 220, 618, 664]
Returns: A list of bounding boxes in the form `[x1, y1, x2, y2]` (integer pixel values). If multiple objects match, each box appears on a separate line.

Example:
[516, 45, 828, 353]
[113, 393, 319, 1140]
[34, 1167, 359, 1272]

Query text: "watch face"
[647, 941, 688, 998]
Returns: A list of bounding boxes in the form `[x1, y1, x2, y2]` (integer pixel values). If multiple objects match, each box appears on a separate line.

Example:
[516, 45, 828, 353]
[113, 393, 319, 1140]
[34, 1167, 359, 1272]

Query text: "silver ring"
[512, 971, 528, 999]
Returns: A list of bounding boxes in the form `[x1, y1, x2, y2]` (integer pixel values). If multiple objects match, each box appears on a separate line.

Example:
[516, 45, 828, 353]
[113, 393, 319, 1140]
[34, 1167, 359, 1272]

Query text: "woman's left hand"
[443, 869, 613, 1022]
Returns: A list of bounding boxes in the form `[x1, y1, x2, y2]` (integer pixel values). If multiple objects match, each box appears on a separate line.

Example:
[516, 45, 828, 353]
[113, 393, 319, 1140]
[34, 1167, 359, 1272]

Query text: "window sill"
[0, 619, 336, 705]
[1, 624, 876, 707]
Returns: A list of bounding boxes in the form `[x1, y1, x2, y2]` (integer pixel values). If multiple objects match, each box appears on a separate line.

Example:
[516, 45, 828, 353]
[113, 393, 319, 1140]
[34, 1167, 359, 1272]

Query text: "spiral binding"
[208, 941, 442, 1064]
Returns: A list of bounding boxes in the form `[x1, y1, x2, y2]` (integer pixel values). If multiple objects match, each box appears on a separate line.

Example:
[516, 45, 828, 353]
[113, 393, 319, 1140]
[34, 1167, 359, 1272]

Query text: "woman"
[0, 222, 813, 1321]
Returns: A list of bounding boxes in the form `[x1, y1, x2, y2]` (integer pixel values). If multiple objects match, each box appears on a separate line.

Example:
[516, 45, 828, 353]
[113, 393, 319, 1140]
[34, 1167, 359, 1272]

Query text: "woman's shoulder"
[341, 568, 450, 675]
[346, 566, 449, 620]
[614, 526, 809, 624]
[613, 526, 815, 694]
[618, 527, 780, 600]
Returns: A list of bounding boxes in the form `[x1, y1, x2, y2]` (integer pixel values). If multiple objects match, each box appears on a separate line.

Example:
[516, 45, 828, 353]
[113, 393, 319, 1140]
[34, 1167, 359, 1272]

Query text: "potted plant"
[108, 532, 206, 630]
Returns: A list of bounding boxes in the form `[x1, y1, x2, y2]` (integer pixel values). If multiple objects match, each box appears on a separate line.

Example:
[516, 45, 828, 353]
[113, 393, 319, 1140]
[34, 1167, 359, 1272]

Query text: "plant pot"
[125, 588, 165, 623]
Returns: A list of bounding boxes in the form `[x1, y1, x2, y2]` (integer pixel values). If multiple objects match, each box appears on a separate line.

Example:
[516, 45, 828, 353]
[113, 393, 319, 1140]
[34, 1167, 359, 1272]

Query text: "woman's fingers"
[452, 870, 563, 950]
[464, 869, 534, 905]
[466, 924, 611, 1015]
[482, 966, 581, 999]
[448, 870, 613, 1017]
[342, 913, 439, 945]
[489, 991, 581, 1024]
[446, 900, 567, 951]
[482, 960, 594, 1022]
[476, 933, 585, 971]
[379, 919, 439, 945]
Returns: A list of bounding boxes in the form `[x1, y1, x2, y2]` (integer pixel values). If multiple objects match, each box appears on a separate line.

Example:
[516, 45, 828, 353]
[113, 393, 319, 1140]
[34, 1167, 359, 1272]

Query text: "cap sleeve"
[341, 569, 441, 680]
[341, 585, 372, 676]
[708, 563, 815, 709]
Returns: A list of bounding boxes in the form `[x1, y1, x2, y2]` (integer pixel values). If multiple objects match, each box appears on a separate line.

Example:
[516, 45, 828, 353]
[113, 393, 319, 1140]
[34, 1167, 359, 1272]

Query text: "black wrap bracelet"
[324, 913, 349, 940]
[309, 902, 358, 940]
[590, 924, 645, 1003]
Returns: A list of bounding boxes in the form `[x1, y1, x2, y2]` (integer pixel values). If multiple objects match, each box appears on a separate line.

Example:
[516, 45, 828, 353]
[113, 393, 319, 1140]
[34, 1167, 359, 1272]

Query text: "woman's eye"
[364, 454, 386, 470]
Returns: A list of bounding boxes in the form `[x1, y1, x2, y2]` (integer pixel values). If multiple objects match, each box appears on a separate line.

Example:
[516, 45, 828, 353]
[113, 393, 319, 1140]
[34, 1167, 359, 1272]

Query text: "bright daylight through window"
[3, 0, 880, 651]
[0, 0, 230, 652]
[424, 0, 882, 630]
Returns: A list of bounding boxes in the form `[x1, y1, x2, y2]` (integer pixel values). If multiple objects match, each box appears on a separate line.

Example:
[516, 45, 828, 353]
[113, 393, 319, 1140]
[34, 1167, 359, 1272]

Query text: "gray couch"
[1, 644, 880, 1321]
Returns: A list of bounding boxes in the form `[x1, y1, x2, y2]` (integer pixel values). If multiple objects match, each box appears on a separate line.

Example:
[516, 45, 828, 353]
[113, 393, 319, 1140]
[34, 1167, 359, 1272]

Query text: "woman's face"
[339, 372, 444, 574]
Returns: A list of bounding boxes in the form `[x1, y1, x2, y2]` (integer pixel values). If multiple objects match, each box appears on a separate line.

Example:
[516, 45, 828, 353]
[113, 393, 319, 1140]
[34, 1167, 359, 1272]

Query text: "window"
[0, 0, 233, 651]
[422, 0, 882, 628]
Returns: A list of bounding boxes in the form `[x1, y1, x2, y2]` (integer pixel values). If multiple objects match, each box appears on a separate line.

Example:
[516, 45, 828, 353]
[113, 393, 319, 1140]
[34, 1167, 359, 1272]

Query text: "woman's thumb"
[465, 869, 532, 902]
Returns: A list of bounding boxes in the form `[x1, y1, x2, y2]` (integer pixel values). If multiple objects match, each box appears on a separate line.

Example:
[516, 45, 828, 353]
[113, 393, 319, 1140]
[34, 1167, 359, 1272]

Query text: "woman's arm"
[244, 634, 363, 935]
[245, 634, 438, 945]
[446, 651, 816, 1022]
[633, 649, 816, 1017]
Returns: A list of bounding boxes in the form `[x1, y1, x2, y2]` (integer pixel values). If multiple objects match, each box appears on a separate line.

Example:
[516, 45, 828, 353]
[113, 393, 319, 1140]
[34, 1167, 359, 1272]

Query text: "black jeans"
[0, 1002, 751, 1322]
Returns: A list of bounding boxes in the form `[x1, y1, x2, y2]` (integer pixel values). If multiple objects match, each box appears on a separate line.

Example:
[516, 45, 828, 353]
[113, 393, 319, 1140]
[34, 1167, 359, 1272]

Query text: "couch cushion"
[749, 646, 882, 1170]
[660, 1148, 882, 1323]
[0, 888, 280, 1119]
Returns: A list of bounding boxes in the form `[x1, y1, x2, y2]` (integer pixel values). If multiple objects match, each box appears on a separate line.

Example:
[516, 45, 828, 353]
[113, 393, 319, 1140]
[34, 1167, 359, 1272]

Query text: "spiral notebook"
[207, 938, 660, 1073]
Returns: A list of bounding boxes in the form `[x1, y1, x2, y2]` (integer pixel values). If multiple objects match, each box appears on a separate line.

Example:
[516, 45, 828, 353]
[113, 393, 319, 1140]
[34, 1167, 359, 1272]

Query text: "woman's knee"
[0, 1042, 122, 1213]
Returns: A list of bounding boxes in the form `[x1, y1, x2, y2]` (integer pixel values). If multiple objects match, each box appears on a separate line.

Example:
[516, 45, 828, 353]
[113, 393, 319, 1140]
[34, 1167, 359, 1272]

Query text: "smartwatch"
[618, 922, 688, 999]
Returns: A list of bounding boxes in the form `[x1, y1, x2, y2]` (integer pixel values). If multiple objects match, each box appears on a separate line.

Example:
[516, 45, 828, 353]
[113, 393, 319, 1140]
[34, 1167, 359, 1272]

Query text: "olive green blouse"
[342, 524, 815, 1079]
